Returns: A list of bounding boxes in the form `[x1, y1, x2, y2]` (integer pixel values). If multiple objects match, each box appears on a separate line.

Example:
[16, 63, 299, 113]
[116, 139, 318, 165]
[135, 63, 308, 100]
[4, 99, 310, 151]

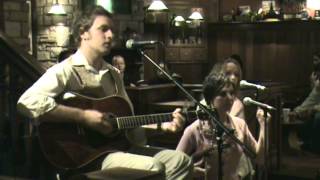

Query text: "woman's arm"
[243, 108, 270, 164]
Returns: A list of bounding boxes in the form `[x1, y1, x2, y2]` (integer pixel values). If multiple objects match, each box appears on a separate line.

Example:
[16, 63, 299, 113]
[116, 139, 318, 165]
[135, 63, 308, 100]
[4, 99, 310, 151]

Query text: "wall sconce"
[147, 0, 168, 11]
[189, 8, 204, 20]
[48, 0, 66, 15]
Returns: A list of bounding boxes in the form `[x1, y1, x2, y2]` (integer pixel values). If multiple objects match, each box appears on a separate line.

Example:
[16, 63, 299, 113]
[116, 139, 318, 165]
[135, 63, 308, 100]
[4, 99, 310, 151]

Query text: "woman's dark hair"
[208, 58, 242, 91]
[72, 5, 113, 47]
[203, 72, 232, 106]
[229, 54, 243, 70]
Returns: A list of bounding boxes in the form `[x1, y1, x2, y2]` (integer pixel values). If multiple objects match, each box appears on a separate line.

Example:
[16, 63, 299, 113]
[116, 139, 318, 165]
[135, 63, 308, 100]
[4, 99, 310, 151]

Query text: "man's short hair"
[72, 5, 112, 47]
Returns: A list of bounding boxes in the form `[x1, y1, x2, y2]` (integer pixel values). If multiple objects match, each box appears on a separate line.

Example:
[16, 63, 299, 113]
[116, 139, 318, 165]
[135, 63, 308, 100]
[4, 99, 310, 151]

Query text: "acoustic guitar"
[37, 94, 198, 170]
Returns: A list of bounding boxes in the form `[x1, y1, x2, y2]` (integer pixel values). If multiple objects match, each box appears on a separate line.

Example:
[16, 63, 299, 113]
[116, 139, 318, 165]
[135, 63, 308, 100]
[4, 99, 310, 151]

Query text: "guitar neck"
[115, 112, 172, 129]
[115, 111, 197, 130]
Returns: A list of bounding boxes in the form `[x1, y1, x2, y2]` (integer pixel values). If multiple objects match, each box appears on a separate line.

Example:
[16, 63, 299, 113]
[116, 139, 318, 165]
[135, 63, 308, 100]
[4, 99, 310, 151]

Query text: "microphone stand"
[263, 107, 269, 180]
[138, 48, 256, 180]
[254, 89, 269, 180]
[215, 117, 224, 180]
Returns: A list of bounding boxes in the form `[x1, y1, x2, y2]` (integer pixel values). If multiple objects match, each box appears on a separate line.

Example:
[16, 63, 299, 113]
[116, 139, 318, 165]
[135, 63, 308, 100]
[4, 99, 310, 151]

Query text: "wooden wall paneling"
[165, 47, 180, 62]
[208, 21, 320, 87]
[275, 30, 292, 83]
[180, 48, 194, 61]
[143, 24, 166, 81]
[295, 29, 310, 85]
[266, 30, 277, 82]
[280, 28, 311, 85]
[207, 25, 217, 68]
[231, 31, 241, 55]
[170, 63, 207, 83]
[216, 30, 232, 61]
[245, 30, 254, 80]
[126, 84, 178, 114]
[143, 49, 157, 80]
[251, 30, 263, 81]
[230, 30, 248, 77]
[194, 47, 208, 60]
[252, 30, 274, 81]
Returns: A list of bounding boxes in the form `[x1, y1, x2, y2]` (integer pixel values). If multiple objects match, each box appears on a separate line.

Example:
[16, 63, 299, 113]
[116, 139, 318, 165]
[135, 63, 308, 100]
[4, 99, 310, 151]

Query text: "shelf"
[213, 19, 320, 25]
[209, 20, 320, 30]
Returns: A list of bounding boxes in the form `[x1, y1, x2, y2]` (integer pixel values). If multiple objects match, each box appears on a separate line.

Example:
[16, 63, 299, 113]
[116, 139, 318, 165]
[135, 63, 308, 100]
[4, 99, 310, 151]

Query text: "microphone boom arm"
[138, 49, 256, 159]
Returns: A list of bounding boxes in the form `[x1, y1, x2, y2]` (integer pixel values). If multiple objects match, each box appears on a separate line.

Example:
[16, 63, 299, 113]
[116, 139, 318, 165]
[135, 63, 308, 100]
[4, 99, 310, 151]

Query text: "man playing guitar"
[17, 5, 193, 179]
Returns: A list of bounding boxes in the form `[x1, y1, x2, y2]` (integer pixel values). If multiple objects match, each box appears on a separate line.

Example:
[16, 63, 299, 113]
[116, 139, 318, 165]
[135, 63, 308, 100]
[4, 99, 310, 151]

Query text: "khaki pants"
[102, 146, 193, 180]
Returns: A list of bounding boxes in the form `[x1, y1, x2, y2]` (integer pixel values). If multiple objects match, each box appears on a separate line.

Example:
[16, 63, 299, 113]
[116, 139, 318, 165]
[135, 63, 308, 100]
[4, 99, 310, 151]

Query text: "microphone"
[126, 39, 158, 49]
[240, 80, 266, 90]
[243, 97, 276, 111]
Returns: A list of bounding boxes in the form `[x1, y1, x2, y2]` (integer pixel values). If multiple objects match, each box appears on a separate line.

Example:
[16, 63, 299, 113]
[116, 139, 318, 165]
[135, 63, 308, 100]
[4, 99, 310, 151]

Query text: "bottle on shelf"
[263, 2, 280, 21]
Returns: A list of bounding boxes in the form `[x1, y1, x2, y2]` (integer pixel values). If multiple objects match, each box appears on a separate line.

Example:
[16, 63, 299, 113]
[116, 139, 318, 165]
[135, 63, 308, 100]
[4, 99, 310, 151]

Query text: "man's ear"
[80, 31, 90, 40]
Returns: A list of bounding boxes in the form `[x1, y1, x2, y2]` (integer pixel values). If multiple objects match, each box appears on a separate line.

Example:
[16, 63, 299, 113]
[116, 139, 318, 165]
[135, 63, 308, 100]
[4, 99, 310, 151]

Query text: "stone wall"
[1, 0, 148, 64]
[36, 0, 146, 64]
[36, 0, 79, 67]
[3, 0, 30, 53]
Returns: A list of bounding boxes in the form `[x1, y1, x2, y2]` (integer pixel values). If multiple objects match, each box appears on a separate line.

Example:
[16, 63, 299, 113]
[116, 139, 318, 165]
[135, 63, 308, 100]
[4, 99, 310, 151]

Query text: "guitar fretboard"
[116, 112, 173, 129]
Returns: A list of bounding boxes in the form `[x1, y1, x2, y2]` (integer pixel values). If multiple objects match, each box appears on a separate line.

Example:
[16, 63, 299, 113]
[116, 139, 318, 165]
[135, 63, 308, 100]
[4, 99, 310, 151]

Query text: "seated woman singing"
[176, 72, 271, 180]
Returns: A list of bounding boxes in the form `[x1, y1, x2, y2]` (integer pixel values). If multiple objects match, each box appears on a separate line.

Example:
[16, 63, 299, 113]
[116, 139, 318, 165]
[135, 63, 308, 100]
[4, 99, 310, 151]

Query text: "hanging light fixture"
[147, 0, 168, 11]
[189, 8, 204, 20]
[48, 0, 66, 15]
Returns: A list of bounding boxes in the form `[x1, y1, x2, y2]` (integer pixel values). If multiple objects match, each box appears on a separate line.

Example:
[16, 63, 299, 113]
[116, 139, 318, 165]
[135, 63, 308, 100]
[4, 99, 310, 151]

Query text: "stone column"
[3, 0, 30, 51]
[36, 0, 79, 68]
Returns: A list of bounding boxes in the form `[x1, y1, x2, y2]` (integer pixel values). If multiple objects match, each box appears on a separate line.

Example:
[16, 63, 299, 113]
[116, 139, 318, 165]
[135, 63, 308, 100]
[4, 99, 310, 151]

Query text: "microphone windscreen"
[242, 97, 252, 105]
[240, 80, 248, 87]
[125, 39, 134, 49]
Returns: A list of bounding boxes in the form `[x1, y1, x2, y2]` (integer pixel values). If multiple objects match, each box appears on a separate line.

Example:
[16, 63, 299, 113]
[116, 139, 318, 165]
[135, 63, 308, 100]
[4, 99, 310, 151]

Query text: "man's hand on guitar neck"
[82, 109, 113, 136]
[161, 108, 186, 133]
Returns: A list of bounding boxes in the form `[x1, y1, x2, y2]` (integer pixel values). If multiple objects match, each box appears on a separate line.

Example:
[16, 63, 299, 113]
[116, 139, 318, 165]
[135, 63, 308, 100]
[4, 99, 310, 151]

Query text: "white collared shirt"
[17, 50, 131, 119]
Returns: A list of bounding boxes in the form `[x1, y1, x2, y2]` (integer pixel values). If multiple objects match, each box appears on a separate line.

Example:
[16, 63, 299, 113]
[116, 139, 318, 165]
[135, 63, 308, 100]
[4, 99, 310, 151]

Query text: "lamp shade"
[147, 0, 168, 11]
[173, 15, 185, 26]
[48, 3, 66, 15]
[174, 15, 185, 22]
[189, 11, 204, 20]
